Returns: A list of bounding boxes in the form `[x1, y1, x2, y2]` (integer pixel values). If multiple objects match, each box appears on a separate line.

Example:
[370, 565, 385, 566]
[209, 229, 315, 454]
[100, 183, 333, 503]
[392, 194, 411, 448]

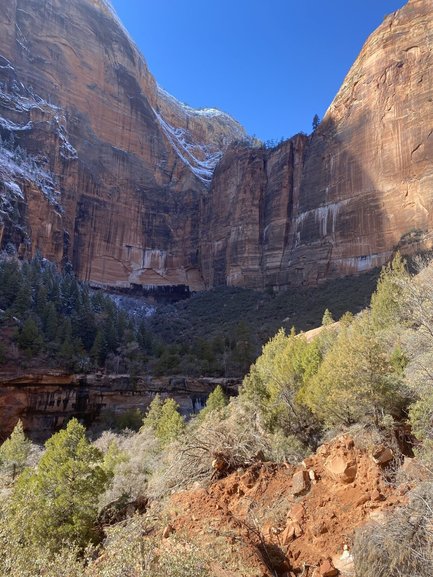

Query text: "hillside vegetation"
[0, 254, 433, 575]
[0, 251, 378, 377]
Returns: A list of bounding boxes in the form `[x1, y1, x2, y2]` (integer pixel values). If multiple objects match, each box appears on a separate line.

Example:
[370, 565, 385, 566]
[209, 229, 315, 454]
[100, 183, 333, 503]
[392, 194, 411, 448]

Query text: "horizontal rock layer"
[0, 370, 239, 440]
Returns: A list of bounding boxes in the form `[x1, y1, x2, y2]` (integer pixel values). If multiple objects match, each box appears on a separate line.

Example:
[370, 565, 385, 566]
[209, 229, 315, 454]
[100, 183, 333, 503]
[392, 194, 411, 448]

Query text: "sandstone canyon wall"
[0, 0, 432, 291]
[0, 370, 239, 441]
[201, 0, 433, 289]
[0, 0, 245, 291]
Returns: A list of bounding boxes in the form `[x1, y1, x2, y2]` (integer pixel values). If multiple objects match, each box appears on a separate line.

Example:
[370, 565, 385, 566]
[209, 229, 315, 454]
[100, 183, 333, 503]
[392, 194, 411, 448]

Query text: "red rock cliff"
[201, 0, 433, 289]
[0, 0, 245, 291]
[1, 0, 433, 290]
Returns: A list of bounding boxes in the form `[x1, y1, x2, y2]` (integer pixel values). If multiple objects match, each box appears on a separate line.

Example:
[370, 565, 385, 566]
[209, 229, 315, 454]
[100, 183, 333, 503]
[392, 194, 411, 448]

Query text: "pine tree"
[9, 418, 109, 550]
[157, 398, 185, 444]
[142, 395, 185, 444]
[142, 394, 164, 431]
[12, 277, 32, 316]
[198, 385, 228, 421]
[370, 252, 409, 330]
[322, 308, 334, 326]
[0, 420, 31, 478]
[16, 318, 43, 355]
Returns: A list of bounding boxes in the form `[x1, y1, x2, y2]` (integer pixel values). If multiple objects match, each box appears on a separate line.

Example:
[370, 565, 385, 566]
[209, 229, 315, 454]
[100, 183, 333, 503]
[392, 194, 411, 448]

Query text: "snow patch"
[154, 110, 223, 184]
[54, 116, 78, 160]
[0, 142, 62, 209]
[0, 117, 32, 132]
[157, 85, 236, 121]
[4, 180, 23, 198]
[0, 82, 59, 114]
[108, 293, 155, 318]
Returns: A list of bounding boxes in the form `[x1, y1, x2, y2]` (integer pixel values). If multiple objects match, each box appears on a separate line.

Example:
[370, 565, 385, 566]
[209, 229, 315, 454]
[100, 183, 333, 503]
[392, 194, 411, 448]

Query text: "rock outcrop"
[165, 434, 408, 576]
[0, 370, 239, 441]
[1, 0, 433, 291]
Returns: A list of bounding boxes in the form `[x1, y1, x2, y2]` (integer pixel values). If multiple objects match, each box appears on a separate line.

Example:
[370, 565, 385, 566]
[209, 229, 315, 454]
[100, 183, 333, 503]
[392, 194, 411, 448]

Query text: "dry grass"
[353, 482, 433, 577]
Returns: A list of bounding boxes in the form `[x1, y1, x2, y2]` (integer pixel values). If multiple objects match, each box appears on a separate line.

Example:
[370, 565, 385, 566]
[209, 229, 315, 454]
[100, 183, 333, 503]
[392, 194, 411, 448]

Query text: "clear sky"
[110, 0, 406, 141]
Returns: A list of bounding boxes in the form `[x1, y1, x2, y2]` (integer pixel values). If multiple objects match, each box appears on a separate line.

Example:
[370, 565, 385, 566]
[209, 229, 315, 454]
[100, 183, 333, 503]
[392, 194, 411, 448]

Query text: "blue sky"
[110, 0, 406, 141]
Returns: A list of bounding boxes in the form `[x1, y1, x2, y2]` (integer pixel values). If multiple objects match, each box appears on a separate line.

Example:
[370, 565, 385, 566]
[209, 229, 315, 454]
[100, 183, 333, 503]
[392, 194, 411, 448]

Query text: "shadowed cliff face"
[0, 371, 240, 441]
[199, 135, 308, 289]
[0, 0, 432, 290]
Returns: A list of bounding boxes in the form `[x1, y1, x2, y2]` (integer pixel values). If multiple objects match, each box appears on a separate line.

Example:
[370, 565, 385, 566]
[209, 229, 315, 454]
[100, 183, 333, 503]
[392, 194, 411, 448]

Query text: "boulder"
[371, 445, 394, 465]
[292, 470, 310, 496]
[324, 455, 357, 484]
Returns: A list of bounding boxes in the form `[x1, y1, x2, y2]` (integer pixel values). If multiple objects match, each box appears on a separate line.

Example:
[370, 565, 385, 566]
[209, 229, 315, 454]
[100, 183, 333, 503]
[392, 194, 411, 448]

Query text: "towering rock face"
[201, 0, 433, 289]
[0, 0, 245, 291]
[1, 0, 432, 291]
[288, 0, 433, 285]
[199, 135, 308, 289]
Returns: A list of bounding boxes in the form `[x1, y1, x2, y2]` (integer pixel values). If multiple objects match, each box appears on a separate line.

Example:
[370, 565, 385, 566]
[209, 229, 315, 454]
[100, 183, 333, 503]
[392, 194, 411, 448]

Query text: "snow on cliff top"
[157, 85, 242, 123]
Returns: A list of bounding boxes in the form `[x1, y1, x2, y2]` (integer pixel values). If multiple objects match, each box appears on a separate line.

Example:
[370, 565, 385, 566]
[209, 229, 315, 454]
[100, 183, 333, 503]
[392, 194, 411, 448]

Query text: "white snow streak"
[296, 199, 352, 236]
[0, 144, 61, 208]
[154, 111, 223, 183]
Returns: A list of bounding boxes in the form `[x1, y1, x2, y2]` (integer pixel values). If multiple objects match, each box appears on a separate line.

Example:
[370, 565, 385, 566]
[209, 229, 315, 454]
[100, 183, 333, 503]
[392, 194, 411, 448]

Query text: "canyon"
[0, 0, 432, 293]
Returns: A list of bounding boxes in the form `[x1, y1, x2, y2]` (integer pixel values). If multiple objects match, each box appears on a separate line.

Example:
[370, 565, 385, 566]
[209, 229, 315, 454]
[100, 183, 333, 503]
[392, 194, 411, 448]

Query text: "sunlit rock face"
[201, 0, 433, 289]
[1, 0, 432, 291]
[0, 0, 245, 291]
[287, 0, 433, 285]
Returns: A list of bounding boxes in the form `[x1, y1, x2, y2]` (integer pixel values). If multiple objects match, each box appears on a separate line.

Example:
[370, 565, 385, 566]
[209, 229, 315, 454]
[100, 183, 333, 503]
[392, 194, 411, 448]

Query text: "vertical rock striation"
[0, 0, 245, 290]
[0, 0, 432, 291]
[202, 0, 433, 289]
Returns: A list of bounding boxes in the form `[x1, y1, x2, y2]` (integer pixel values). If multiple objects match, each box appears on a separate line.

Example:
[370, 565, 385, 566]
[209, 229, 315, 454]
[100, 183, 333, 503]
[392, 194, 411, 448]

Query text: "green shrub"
[7, 419, 109, 551]
[142, 395, 185, 445]
[299, 312, 406, 427]
[0, 420, 31, 479]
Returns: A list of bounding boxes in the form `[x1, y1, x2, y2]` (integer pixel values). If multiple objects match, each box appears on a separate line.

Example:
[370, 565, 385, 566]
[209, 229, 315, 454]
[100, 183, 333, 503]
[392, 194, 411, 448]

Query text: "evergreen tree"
[142, 394, 164, 431]
[299, 313, 405, 427]
[12, 277, 32, 316]
[142, 395, 185, 444]
[370, 252, 409, 330]
[241, 328, 321, 443]
[43, 301, 59, 343]
[16, 317, 43, 355]
[0, 420, 31, 478]
[157, 398, 185, 444]
[322, 308, 334, 326]
[198, 385, 228, 421]
[0, 260, 21, 309]
[8, 418, 109, 550]
[91, 329, 108, 366]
